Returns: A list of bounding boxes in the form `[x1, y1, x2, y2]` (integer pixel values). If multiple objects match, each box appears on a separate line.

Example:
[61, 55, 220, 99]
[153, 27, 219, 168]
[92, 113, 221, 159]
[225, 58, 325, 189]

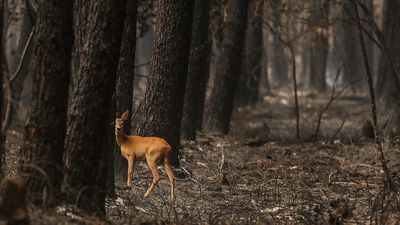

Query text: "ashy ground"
[3, 88, 400, 224]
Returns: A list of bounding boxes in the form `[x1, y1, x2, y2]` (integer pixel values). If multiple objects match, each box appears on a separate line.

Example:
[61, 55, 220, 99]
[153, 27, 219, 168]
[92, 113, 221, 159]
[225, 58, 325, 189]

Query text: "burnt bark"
[22, 0, 72, 204]
[133, 0, 194, 167]
[114, 0, 137, 185]
[308, 0, 329, 92]
[181, 0, 211, 141]
[235, 0, 263, 106]
[63, 0, 126, 215]
[0, 0, 4, 178]
[203, 0, 249, 134]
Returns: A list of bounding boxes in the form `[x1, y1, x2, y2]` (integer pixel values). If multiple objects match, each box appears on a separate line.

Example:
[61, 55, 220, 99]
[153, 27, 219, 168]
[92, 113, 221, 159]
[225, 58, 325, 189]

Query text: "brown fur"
[115, 110, 175, 200]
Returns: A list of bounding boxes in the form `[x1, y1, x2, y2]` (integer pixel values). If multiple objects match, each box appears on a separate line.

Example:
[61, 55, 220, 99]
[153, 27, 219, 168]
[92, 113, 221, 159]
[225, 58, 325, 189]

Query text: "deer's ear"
[121, 110, 129, 120]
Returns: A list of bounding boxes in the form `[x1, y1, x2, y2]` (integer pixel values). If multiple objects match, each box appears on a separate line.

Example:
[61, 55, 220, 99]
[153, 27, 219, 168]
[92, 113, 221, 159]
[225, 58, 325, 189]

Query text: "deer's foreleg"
[127, 156, 136, 187]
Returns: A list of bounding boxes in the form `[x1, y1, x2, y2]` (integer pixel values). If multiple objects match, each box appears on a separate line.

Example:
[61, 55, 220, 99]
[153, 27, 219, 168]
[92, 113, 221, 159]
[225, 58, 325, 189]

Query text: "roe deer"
[114, 110, 175, 200]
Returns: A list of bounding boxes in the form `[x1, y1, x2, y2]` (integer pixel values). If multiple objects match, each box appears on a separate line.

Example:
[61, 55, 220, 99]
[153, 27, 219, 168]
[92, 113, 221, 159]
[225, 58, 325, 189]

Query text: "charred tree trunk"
[133, 0, 194, 167]
[22, 0, 72, 204]
[63, 0, 126, 215]
[181, 0, 211, 141]
[114, 0, 137, 186]
[235, 0, 263, 106]
[270, 0, 288, 87]
[203, 0, 249, 134]
[308, 0, 329, 92]
[0, 0, 4, 178]
[376, 0, 400, 107]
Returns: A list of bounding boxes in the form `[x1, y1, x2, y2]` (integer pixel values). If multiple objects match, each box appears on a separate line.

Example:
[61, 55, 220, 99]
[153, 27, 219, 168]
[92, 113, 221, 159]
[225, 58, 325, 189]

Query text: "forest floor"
[3, 87, 400, 224]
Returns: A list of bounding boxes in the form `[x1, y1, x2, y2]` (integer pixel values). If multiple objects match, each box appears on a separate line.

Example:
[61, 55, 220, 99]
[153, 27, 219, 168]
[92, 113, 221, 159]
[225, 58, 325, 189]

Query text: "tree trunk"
[308, 0, 329, 92]
[0, 0, 4, 178]
[203, 0, 249, 134]
[63, 0, 126, 215]
[270, 0, 288, 87]
[114, 0, 137, 185]
[235, 0, 263, 106]
[181, 0, 211, 141]
[376, 0, 400, 107]
[133, 0, 194, 168]
[22, 0, 72, 204]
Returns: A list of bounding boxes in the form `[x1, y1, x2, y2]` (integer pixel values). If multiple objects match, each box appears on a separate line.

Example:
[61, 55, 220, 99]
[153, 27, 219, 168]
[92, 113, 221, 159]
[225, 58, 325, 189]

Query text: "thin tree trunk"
[181, 0, 211, 141]
[235, 0, 263, 106]
[63, 0, 126, 215]
[134, 0, 194, 167]
[203, 0, 249, 134]
[114, 0, 137, 186]
[22, 0, 72, 204]
[352, 0, 393, 189]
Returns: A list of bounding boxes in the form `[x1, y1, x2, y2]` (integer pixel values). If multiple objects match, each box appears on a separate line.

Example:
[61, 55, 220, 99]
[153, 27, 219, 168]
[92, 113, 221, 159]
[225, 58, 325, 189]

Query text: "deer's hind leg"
[163, 158, 175, 201]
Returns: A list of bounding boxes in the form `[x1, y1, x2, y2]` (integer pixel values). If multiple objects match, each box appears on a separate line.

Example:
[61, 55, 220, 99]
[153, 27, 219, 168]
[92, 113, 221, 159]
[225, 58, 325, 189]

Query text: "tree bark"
[181, 0, 211, 141]
[114, 0, 137, 185]
[203, 0, 249, 134]
[0, 0, 4, 178]
[63, 0, 126, 215]
[22, 0, 72, 204]
[133, 0, 194, 167]
[235, 0, 263, 106]
[308, 0, 329, 92]
[270, 0, 288, 87]
[376, 0, 400, 107]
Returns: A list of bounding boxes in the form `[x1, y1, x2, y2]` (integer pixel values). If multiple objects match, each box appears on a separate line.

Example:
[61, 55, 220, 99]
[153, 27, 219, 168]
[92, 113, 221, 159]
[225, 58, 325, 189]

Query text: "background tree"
[308, 0, 330, 92]
[181, 0, 211, 141]
[22, 0, 72, 204]
[376, 0, 400, 108]
[133, 0, 194, 167]
[63, 0, 126, 215]
[235, 0, 263, 106]
[203, 0, 249, 134]
[113, 0, 137, 186]
[270, 0, 288, 87]
[341, 1, 366, 91]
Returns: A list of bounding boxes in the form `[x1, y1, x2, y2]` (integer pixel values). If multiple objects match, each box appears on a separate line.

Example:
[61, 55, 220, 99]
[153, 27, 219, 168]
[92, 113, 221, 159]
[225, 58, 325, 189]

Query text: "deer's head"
[115, 110, 129, 132]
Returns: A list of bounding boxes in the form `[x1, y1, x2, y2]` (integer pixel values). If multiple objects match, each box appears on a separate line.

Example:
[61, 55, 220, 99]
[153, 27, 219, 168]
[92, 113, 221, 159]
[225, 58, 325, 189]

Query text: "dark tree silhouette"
[181, 0, 211, 140]
[270, 0, 288, 87]
[22, 0, 72, 203]
[133, 0, 194, 167]
[114, 0, 137, 185]
[341, 1, 365, 91]
[203, 0, 249, 134]
[63, 0, 126, 215]
[235, 0, 263, 106]
[377, 0, 400, 107]
[308, 0, 329, 92]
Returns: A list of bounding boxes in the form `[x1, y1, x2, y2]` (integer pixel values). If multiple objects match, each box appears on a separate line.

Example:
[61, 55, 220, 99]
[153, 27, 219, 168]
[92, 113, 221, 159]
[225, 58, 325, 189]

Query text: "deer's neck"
[115, 128, 127, 146]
